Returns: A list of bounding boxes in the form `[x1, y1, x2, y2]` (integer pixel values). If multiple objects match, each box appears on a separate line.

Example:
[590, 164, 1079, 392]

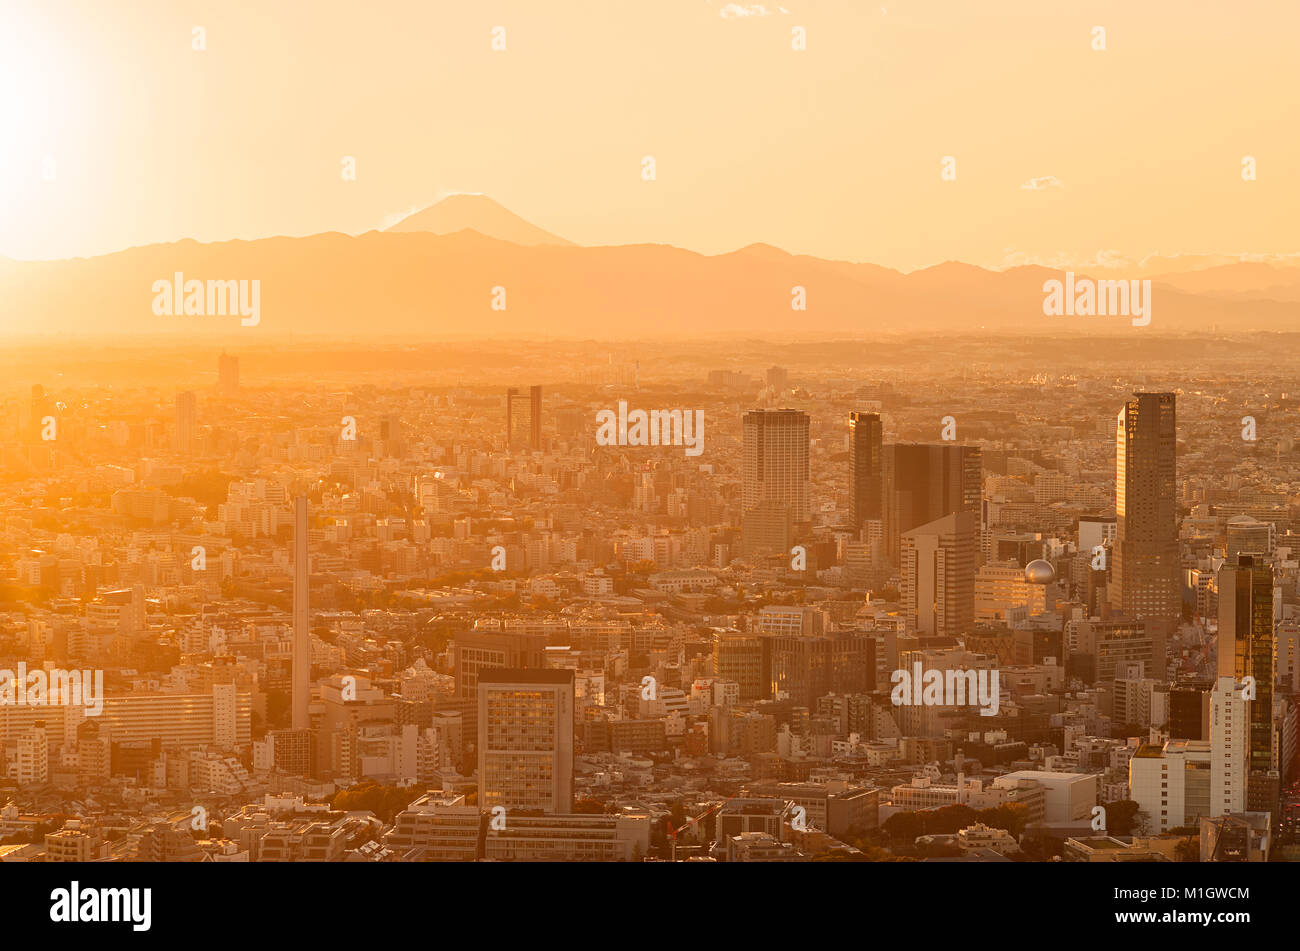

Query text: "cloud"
[719, 4, 788, 18]
[1137, 251, 1300, 268]
[999, 248, 1300, 272]
[997, 249, 1132, 270]
[1020, 175, 1063, 191]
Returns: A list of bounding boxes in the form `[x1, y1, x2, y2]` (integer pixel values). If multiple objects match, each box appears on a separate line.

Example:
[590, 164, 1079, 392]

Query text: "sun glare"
[0, 5, 78, 257]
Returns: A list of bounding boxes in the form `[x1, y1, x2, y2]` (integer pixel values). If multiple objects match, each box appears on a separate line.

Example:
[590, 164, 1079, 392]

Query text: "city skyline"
[0, 0, 1295, 900]
[1, 336, 1296, 868]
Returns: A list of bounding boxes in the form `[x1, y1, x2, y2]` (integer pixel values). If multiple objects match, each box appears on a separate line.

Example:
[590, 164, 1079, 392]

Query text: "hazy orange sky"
[2, 0, 1296, 270]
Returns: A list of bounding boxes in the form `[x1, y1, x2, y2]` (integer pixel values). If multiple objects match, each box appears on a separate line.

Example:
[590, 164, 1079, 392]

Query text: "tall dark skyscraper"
[507, 385, 542, 450]
[1112, 392, 1179, 627]
[742, 409, 810, 556]
[885, 443, 982, 561]
[1217, 554, 1277, 813]
[849, 412, 883, 533]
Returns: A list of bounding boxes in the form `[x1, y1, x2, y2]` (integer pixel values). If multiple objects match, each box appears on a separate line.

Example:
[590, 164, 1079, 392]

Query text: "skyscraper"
[1217, 554, 1277, 813]
[1112, 392, 1179, 626]
[175, 390, 197, 456]
[900, 510, 977, 637]
[886, 443, 982, 562]
[1210, 675, 1248, 818]
[477, 668, 574, 813]
[849, 411, 883, 533]
[292, 496, 311, 732]
[506, 385, 543, 450]
[742, 409, 810, 555]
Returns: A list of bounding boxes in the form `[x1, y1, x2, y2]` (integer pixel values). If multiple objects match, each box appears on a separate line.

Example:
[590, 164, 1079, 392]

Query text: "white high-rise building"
[1129, 738, 1209, 832]
[1210, 675, 1248, 818]
[292, 496, 311, 731]
[15, 723, 48, 785]
[1130, 677, 1250, 833]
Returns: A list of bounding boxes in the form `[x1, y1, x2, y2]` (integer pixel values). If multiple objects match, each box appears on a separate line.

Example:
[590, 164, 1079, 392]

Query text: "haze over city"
[0, 1, 1294, 899]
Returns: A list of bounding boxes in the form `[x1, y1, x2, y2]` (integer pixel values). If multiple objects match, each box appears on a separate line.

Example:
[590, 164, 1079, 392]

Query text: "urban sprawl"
[0, 339, 1294, 864]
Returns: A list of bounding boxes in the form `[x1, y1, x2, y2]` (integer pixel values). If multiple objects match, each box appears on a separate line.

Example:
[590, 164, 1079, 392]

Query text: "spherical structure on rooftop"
[1024, 559, 1056, 585]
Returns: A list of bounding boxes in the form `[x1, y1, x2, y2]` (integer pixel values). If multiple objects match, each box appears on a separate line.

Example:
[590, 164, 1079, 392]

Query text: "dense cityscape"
[3, 0, 1290, 938]
[0, 334, 1294, 864]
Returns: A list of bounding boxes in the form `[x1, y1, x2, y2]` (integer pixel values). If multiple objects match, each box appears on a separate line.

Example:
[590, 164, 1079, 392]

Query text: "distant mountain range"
[4, 196, 1300, 338]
